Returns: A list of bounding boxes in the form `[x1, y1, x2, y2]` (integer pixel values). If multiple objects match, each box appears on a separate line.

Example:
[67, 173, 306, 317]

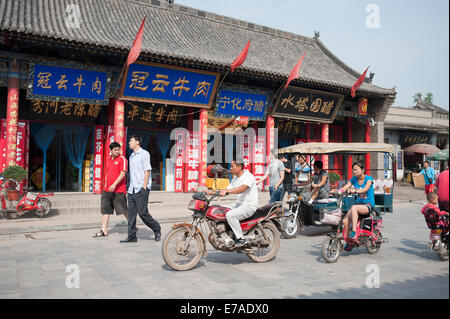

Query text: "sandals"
[93, 229, 108, 238]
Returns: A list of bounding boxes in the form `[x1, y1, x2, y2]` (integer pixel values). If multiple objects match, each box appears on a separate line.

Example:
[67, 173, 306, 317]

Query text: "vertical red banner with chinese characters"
[93, 125, 104, 194]
[114, 99, 125, 154]
[186, 131, 200, 192]
[242, 135, 251, 171]
[199, 110, 208, 187]
[174, 130, 185, 193]
[16, 121, 27, 192]
[253, 136, 266, 191]
[0, 119, 6, 172]
[5, 86, 19, 167]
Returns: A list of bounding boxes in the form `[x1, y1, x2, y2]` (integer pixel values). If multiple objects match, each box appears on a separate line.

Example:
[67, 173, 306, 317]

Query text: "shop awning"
[278, 142, 395, 155]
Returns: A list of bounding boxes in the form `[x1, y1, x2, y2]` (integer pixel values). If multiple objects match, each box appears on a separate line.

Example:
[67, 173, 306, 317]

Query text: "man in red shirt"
[93, 142, 128, 237]
[435, 161, 449, 212]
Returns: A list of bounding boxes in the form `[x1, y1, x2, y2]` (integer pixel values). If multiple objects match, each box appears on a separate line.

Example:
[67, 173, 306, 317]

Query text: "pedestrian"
[294, 154, 311, 185]
[256, 151, 285, 203]
[93, 142, 128, 238]
[420, 161, 436, 194]
[279, 154, 293, 201]
[120, 135, 161, 243]
[435, 160, 449, 212]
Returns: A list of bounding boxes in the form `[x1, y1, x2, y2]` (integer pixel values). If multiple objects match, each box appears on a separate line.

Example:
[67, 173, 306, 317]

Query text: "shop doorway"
[29, 123, 94, 192]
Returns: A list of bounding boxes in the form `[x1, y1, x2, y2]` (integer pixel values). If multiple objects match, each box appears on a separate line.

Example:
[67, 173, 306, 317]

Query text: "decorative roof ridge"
[123, 0, 317, 45]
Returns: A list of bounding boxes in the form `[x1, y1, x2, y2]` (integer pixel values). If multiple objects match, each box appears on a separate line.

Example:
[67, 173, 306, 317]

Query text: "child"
[421, 192, 449, 228]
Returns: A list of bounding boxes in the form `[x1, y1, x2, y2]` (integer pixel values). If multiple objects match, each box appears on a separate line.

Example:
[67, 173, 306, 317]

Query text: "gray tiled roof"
[0, 0, 396, 97]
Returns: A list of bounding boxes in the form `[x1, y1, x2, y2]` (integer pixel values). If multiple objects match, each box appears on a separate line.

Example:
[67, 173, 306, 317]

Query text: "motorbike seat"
[240, 203, 278, 223]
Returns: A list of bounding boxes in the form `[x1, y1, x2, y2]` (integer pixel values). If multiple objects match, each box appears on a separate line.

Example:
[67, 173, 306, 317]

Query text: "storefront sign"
[186, 131, 200, 192]
[215, 89, 267, 120]
[174, 130, 186, 193]
[273, 87, 344, 123]
[124, 102, 183, 129]
[275, 118, 305, 137]
[400, 133, 430, 145]
[120, 62, 220, 108]
[29, 100, 103, 124]
[93, 126, 104, 194]
[28, 64, 109, 104]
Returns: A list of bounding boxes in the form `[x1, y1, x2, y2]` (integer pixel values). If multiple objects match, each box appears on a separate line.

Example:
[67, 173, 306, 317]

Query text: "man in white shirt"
[209, 160, 259, 247]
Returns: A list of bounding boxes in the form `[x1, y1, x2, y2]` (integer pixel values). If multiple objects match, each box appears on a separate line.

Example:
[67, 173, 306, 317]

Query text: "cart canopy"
[278, 142, 395, 155]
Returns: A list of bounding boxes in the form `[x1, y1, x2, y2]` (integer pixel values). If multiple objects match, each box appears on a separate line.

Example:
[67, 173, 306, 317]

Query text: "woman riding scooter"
[336, 162, 375, 251]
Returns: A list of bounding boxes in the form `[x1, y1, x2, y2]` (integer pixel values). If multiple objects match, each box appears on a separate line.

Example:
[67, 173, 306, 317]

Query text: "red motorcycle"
[0, 176, 53, 218]
[162, 191, 283, 271]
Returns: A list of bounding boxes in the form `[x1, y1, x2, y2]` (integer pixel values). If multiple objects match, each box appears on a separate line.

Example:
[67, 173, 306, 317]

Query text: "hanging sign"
[0, 119, 6, 172]
[215, 89, 267, 120]
[29, 99, 103, 124]
[119, 62, 220, 108]
[186, 131, 200, 192]
[174, 130, 186, 193]
[273, 87, 344, 123]
[28, 63, 109, 104]
[93, 125, 104, 194]
[253, 136, 266, 191]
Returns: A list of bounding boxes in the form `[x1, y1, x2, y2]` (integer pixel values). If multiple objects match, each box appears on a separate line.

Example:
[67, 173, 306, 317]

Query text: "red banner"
[243, 135, 251, 171]
[93, 125, 104, 194]
[186, 131, 200, 192]
[358, 97, 368, 116]
[0, 119, 6, 172]
[253, 136, 266, 191]
[5, 88, 19, 167]
[174, 130, 185, 193]
[199, 110, 208, 187]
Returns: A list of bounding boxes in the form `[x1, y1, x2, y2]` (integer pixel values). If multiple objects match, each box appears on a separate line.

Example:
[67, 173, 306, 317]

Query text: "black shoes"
[120, 237, 137, 243]
[154, 232, 161, 242]
[234, 238, 247, 247]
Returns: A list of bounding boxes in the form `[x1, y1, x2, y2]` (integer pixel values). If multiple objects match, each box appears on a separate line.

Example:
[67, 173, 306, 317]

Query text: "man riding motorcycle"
[207, 160, 259, 247]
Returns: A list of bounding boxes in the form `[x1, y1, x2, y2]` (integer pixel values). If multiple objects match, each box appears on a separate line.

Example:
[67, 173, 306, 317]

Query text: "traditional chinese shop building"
[0, 0, 396, 193]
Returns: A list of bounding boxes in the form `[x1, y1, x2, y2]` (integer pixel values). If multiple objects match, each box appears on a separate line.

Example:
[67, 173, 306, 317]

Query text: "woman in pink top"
[435, 162, 449, 212]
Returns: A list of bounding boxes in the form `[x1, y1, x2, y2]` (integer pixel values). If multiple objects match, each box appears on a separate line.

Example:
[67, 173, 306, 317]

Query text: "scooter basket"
[320, 208, 342, 226]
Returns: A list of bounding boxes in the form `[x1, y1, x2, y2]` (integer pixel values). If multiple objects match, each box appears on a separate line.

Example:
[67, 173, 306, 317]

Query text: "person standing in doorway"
[93, 142, 128, 237]
[121, 135, 161, 243]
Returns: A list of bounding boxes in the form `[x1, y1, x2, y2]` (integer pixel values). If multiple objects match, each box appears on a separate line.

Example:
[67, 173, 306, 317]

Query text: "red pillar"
[5, 62, 20, 167]
[252, 122, 258, 175]
[266, 115, 275, 188]
[365, 120, 371, 175]
[113, 99, 125, 153]
[321, 123, 329, 169]
[347, 117, 353, 180]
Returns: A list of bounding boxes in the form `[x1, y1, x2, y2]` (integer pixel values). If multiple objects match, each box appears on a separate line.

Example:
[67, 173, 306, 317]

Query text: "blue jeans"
[269, 185, 284, 203]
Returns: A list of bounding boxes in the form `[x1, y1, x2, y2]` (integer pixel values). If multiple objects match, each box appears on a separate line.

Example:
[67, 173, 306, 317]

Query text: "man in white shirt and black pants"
[209, 160, 259, 247]
[121, 135, 161, 243]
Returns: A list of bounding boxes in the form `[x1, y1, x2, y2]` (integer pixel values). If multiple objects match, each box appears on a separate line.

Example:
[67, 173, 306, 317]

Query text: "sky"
[176, 0, 449, 110]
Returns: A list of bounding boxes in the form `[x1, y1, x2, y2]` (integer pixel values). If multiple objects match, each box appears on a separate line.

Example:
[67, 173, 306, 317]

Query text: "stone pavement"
[0, 201, 447, 299]
[0, 183, 427, 236]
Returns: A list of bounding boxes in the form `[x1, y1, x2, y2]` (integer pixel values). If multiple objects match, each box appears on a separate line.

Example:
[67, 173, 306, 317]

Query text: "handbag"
[320, 208, 342, 226]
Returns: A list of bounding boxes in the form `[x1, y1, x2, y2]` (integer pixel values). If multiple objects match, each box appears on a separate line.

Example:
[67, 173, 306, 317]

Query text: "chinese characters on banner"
[242, 135, 251, 171]
[253, 136, 266, 191]
[215, 89, 267, 120]
[186, 131, 200, 192]
[0, 120, 6, 172]
[358, 97, 368, 116]
[273, 87, 344, 123]
[29, 64, 108, 104]
[174, 130, 186, 193]
[199, 110, 208, 187]
[124, 102, 182, 129]
[120, 62, 220, 108]
[30, 100, 102, 124]
[5, 92, 19, 167]
[93, 126, 104, 194]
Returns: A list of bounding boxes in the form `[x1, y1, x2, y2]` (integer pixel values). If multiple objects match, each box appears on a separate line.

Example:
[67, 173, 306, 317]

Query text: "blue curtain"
[279, 138, 293, 149]
[30, 123, 58, 192]
[154, 131, 171, 190]
[63, 126, 91, 192]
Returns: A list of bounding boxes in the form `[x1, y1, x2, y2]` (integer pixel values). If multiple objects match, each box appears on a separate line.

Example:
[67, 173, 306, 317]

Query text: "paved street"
[0, 200, 448, 299]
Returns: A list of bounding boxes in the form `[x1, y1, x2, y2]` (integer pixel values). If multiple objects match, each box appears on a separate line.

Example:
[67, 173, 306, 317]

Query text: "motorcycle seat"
[314, 198, 337, 204]
[240, 203, 278, 223]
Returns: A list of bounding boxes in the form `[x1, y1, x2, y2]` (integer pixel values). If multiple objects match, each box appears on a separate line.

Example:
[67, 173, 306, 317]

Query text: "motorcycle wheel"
[247, 222, 280, 263]
[162, 227, 204, 271]
[34, 198, 51, 217]
[321, 236, 341, 263]
[281, 216, 301, 239]
[366, 230, 382, 255]
[437, 241, 449, 261]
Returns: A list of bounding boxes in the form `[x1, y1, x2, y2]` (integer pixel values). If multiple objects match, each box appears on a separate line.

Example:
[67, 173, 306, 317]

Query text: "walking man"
[94, 142, 128, 237]
[121, 135, 161, 243]
[257, 151, 285, 203]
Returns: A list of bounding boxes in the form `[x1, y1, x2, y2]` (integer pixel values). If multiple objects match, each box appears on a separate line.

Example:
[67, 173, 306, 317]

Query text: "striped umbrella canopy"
[404, 143, 440, 155]
[427, 149, 449, 161]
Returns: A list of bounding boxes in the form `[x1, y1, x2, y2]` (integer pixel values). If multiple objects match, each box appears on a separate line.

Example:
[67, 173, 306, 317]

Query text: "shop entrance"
[29, 122, 94, 192]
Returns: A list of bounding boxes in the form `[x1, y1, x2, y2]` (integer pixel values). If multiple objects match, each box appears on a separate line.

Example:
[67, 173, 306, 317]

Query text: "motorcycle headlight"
[188, 200, 196, 211]
[289, 194, 298, 202]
